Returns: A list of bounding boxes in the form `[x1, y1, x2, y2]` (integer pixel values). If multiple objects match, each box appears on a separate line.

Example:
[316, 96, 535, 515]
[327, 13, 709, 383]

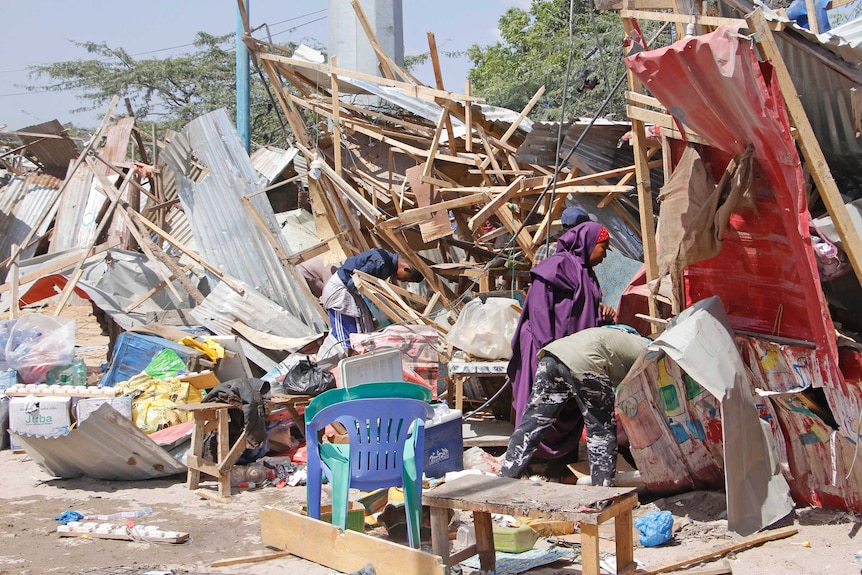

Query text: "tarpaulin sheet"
[625, 26, 840, 383]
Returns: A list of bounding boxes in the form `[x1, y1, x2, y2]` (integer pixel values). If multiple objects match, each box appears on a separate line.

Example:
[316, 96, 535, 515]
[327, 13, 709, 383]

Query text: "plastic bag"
[144, 349, 187, 379]
[634, 510, 674, 547]
[281, 358, 336, 396]
[0, 320, 16, 362]
[445, 297, 521, 360]
[5, 315, 76, 384]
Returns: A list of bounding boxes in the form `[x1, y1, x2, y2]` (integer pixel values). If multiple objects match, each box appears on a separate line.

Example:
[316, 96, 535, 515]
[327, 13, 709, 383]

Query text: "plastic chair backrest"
[304, 381, 431, 424]
[306, 397, 432, 488]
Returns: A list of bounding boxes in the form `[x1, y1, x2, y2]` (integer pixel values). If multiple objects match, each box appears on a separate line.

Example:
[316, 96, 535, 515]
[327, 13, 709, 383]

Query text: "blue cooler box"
[424, 409, 464, 478]
[101, 332, 203, 387]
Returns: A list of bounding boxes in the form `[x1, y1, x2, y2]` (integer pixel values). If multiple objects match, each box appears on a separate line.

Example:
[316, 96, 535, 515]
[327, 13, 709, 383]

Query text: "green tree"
[27, 33, 290, 149]
[467, 0, 630, 121]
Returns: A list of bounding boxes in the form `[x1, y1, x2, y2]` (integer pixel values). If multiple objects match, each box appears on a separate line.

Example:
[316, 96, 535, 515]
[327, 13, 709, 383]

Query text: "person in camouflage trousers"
[501, 326, 648, 486]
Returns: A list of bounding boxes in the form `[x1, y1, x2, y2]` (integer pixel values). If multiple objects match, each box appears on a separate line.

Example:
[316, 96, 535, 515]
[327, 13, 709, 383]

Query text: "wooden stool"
[422, 474, 637, 575]
[177, 403, 247, 498]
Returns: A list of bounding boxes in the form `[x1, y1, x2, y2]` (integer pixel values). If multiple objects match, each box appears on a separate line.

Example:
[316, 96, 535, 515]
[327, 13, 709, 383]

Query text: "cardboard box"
[75, 396, 133, 423]
[424, 409, 464, 478]
[9, 396, 71, 438]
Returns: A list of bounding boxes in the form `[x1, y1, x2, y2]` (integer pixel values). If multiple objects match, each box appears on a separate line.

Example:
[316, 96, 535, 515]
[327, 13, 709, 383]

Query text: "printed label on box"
[9, 396, 72, 438]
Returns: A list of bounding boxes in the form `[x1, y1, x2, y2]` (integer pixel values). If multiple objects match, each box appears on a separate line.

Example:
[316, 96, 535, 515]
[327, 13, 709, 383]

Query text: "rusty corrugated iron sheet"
[0, 174, 62, 266]
[17, 120, 79, 179]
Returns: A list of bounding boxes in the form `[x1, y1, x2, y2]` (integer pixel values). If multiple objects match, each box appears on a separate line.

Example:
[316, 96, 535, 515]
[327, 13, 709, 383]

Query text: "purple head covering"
[506, 221, 606, 458]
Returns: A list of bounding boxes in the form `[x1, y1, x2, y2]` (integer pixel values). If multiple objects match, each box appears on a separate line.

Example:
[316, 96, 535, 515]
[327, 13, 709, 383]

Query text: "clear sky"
[0, 0, 528, 131]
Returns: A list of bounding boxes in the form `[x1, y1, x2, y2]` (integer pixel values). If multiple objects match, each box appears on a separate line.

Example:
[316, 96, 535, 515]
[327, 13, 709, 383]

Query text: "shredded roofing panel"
[160, 108, 327, 334]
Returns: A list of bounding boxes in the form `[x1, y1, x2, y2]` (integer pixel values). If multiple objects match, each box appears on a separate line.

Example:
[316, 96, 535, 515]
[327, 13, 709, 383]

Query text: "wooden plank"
[636, 526, 797, 575]
[210, 551, 293, 568]
[135, 212, 246, 295]
[465, 80, 473, 152]
[258, 52, 480, 104]
[625, 105, 709, 144]
[350, 0, 397, 80]
[427, 31, 457, 155]
[620, 9, 746, 28]
[260, 507, 445, 575]
[499, 86, 546, 145]
[330, 56, 342, 178]
[623, 17, 660, 323]
[391, 192, 487, 226]
[468, 176, 525, 233]
[422, 111, 447, 181]
[748, 8, 862, 292]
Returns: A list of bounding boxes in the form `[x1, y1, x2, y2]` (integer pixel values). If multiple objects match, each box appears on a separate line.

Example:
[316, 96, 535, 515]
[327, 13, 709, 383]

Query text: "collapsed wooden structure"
[3, 0, 862, 516]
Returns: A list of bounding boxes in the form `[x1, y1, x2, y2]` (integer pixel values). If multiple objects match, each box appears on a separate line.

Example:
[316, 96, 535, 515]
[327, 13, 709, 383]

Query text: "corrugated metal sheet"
[0, 174, 61, 264]
[775, 32, 862, 194]
[160, 108, 327, 334]
[250, 145, 299, 183]
[49, 163, 105, 252]
[11, 403, 185, 480]
[17, 120, 79, 179]
[749, 8, 862, 194]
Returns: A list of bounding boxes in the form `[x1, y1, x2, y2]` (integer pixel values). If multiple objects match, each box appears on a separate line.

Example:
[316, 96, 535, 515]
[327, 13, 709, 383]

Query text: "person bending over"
[318, 248, 423, 360]
[501, 326, 648, 487]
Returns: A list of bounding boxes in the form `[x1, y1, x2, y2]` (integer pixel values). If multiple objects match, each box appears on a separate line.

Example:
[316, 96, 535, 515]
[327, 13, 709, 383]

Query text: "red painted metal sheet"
[621, 26, 862, 510]
[625, 26, 840, 384]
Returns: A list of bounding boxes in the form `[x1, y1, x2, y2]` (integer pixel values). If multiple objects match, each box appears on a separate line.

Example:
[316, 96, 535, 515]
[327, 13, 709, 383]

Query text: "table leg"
[455, 376, 464, 412]
[581, 521, 600, 575]
[473, 511, 495, 573]
[187, 412, 204, 490]
[216, 408, 231, 498]
[430, 506, 451, 565]
[615, 506, 635, 573]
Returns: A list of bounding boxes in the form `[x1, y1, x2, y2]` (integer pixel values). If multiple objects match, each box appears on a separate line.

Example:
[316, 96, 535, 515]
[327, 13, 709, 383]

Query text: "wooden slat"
[260, 507, 445, 575]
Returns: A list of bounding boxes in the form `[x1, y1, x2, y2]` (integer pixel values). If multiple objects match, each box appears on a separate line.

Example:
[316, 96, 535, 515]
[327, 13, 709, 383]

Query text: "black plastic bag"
[281, 358, 336, 396]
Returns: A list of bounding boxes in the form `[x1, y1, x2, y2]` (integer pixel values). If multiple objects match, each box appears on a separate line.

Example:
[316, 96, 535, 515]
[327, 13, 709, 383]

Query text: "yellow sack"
[178, 336, 225, 364]
[115, 374, 203, 433]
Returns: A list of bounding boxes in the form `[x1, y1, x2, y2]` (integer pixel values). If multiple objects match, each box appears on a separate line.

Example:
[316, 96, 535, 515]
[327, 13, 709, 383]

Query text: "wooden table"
[176, 402, 247, 498]
[422, 474, 637, 575]
[178, 394, 313, 498]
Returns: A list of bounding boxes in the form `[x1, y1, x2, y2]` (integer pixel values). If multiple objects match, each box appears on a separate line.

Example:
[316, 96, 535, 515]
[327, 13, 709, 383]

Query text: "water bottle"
[245, 462, 268, 484]
[229, 465, 248, 487]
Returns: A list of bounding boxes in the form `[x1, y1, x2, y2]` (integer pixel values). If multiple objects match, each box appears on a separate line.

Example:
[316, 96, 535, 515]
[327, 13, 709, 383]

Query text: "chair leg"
[306, 456, 322, 519]
[403, 465, 422, 548]
[329, 460, 351, 531]
[403, 424, 424, 549]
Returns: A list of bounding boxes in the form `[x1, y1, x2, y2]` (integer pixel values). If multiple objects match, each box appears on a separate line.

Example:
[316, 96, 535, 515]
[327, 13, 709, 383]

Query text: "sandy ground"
[3, 306, 862, 574]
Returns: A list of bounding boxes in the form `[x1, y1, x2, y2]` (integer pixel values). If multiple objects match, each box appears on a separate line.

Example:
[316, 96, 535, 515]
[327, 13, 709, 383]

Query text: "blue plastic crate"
[424, 410, 464, 478]
[100, 332, 202, 387]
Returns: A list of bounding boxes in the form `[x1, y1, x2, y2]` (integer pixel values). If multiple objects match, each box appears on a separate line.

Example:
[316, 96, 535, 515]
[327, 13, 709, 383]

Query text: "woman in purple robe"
[507, 221, 613, 460]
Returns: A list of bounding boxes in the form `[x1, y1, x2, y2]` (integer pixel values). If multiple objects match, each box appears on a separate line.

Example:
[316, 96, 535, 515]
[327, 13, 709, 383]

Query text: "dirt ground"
[3, 306, 862, 575]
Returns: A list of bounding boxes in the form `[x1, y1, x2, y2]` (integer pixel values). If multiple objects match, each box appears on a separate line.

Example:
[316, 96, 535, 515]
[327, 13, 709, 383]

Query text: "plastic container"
[245, 462, 268, 484]
[492, 525, 539, 553]
[46, 358, 87, 386]
[456, 524, 476, 547]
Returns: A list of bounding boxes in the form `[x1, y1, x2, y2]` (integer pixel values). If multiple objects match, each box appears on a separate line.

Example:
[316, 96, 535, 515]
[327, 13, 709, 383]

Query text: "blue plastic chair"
[305, 396, 432, 548]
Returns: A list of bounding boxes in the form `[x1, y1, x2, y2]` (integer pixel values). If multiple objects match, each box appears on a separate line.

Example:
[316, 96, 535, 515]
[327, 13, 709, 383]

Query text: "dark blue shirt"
[336, 248, 399, 290]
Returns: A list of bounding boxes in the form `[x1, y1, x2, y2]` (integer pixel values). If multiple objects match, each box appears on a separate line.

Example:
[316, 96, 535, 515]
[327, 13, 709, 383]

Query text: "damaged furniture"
[178, 402, 247, 499]
[304, 387, 433, 548]
[422, 474, 637, 575]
